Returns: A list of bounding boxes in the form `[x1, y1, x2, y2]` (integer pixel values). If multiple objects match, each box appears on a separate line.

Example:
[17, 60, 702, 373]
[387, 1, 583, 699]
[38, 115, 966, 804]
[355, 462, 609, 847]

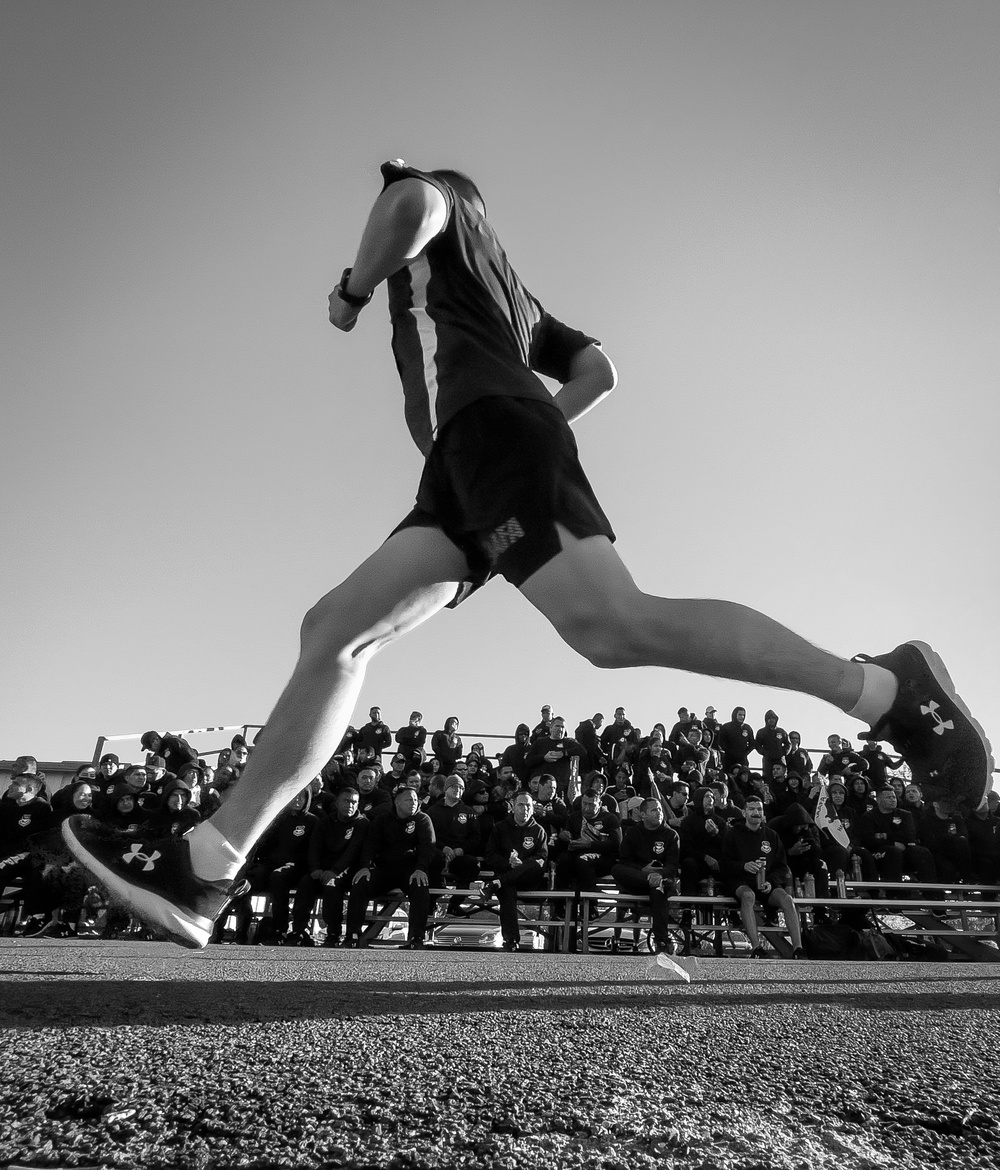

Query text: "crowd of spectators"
[3, 705, 999, 956]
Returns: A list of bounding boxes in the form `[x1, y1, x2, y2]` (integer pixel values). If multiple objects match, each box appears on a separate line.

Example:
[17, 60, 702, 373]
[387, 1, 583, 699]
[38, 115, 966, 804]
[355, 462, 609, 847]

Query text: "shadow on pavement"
[3, 974, 1000, 1028]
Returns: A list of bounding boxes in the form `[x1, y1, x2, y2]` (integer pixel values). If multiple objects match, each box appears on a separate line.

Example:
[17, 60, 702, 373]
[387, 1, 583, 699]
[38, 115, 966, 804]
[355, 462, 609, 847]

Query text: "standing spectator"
[141, 730, 198, 778]
[358, 706, 392, 761]
[818, 735, 865, 778]
[721, 797, 805, 959]
[499, 724, 532, 785]
[394, 711, 428, 769]
[346, 786, 439, 949]
[755, 710, 789, 783]
[574, 713, 606, 773]
[701, 707, 721, 747]
[599, 707, 634, 768]
[482, 791, 548, 951]
[290, 787, 368, 947]
[858, 738, 904, 790]
[784, 731, 813, 780]
[431, 717, 463, 773]
[668, 707, 701, 747]
[530, 705, 554, 742]
[718, 708, 755, 773]
[525, 716, 584, 795]
[611, 797, 681, 955]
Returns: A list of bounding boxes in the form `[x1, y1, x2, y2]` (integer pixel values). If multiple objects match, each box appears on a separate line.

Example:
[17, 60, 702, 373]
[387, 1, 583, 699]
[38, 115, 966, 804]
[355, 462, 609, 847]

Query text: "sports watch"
[335, 268, 373, 309]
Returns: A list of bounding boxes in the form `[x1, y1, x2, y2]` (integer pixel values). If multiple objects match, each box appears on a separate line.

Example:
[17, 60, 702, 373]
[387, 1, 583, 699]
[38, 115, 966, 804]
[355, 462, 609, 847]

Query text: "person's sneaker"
[853, 641, 994, 813]
[61, 815, 233, 950]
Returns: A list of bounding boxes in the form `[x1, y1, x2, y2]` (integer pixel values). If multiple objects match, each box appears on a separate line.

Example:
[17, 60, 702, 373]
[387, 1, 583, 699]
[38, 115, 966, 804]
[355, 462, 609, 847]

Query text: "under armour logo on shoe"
[921, 700, 955, 736]
[123, 843, 161, 872]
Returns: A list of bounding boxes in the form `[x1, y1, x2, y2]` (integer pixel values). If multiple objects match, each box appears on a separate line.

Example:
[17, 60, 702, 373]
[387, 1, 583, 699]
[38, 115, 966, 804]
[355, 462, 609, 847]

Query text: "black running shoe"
[61, 815, 234, 950]
[853, 641, 994, 814]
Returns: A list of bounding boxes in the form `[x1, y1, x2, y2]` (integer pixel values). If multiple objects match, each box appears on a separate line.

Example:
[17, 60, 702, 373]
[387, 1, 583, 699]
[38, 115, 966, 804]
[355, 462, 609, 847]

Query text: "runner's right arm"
[328, 178, 447, 331]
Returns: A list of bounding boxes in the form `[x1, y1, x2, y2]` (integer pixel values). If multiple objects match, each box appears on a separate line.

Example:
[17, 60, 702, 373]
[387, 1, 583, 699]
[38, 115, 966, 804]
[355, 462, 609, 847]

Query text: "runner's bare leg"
[206, 525, 469, 858]
[519, 526, 866, 712]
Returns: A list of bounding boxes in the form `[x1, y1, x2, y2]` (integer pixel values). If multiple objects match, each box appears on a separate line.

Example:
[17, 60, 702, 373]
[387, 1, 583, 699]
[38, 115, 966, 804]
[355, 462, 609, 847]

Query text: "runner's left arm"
[552, 343, 618, 424]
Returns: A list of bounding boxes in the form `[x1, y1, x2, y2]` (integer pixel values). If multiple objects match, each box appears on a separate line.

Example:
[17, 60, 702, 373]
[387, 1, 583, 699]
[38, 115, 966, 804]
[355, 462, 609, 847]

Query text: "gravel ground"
[1, 940, 999, 1170]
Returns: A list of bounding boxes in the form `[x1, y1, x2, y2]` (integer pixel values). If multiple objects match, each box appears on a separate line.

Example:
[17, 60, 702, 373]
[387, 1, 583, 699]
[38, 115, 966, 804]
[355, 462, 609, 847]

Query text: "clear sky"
[2, 1, 998, 769]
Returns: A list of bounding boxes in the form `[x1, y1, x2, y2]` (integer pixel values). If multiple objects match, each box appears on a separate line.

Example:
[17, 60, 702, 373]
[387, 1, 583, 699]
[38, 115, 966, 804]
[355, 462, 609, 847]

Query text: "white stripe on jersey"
[407, 255, 440, 438]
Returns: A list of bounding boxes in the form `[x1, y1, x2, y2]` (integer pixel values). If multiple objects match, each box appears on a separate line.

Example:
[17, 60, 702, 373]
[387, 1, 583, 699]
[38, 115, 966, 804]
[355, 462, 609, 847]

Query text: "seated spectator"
[708, 777, 746, 825]
[466, 748, 496, 786]
[918, 803, 972, 885]
[144, 756, 171, 800]
[422, 774, 448, 809]
[678, 786, 728, 893]
[51, 777, 97, 824]
[102, 786, 150, 835]
[858, 786, 936, 889]
[633, 736, 675, 797]
[0, 772, 56, 930]
[258, 788, 318, 944]
[428, 776, 483, 914]
[431, 717, 463, 774]
[767, 802, 830, 898]
[498, 724, 531, 785]
[349, 745, 382, 782]
[728, 763, 755, 801]
[554, 790, 622, 899]
[96, 752, 121, 791]
[482, 791, 549, 951]
[146, 778, 201, 838]
[966, 801, 1000, 885]
[672, 726, 709, 778]
[772, 770, 810, 815]
[611, 797, 681, 955]
[988, 792, 1000, 819]
[902, 783, 926, 820]
[532, 775, 570, 847]
[382, 753, 410, 792]
[357, 706, 392, 761]
[662, 781, 691, 831]
[525, 716, 584, 796]
[844, 771, 876, 818]
[346, 785, 442, 950]
[570, 774, 619, 816]
[820, 780, 879, 883]
[289, 787, 369, 948]
[394, 711, 428, 770]
[721, 796, 805, 959]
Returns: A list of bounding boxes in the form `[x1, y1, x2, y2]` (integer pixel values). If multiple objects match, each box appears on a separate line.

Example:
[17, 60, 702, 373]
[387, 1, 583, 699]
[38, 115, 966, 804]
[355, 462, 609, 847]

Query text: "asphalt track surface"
[1, 941, 1000, 1170]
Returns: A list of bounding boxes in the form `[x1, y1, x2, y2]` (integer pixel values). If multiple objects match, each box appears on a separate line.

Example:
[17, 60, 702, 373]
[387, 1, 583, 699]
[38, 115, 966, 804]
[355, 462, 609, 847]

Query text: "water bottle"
[804, 873, 815, 899]
[835, 869, 847, 899]
[756, 859, 766, 891]
[794, 879, 804, 899]
[851, 854, 863, 882]
[705, 876, 715, 897]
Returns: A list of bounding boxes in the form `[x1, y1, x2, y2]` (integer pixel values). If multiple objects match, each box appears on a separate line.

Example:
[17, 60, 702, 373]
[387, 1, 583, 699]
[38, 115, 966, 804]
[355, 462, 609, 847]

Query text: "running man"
[63, 159, 994, 949]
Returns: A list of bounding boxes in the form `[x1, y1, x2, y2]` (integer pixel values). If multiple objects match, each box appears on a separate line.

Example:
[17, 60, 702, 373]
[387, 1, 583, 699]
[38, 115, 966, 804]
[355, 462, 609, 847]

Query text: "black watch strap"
[336, 267, 373, 309]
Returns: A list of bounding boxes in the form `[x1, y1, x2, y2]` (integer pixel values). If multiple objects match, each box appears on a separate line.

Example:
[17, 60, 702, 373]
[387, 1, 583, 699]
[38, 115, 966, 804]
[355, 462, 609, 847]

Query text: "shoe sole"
[61, 820, 211, 950]
[907, 640, 995, 808]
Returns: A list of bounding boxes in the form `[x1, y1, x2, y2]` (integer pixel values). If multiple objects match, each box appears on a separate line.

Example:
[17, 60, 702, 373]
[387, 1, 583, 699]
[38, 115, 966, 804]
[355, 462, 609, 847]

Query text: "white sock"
[846, 663, 899, 726]
[187, 821, 245, 883]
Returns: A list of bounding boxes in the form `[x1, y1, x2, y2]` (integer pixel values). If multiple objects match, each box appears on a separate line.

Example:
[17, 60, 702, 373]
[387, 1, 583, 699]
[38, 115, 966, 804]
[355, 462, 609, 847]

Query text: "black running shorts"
[390, 396, 616, 606]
